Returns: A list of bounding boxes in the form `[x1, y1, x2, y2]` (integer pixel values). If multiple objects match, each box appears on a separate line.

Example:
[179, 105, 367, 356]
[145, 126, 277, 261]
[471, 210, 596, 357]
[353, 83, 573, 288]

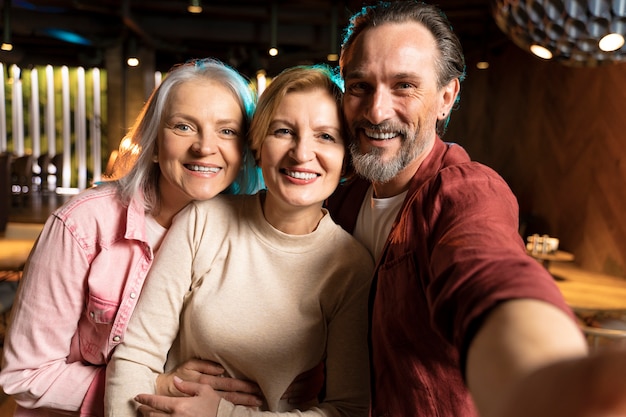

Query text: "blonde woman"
[105, 65, 373, 417]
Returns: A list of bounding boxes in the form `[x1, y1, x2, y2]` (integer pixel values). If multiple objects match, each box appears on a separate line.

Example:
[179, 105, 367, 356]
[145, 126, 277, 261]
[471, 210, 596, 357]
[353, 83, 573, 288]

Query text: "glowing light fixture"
[41, 28, 92, 46]
[530, 44, 554, 59]
[126, 37, 140, 67]
[268, 1, 278, 57]
[476, 61, 490, 69]
[2, 0, 13, 52]
[493, 0, 626, 66]
[188, 0, 202, 14]
[599, 33, 625, 51]
[327, 4, 339, 62]
[256, 70, 267, 96]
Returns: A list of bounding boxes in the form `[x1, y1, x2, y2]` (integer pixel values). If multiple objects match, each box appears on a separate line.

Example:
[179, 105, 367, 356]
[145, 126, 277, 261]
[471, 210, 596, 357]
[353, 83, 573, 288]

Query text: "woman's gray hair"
[108, 58, 261, 212]
[340, 1, 467, 135]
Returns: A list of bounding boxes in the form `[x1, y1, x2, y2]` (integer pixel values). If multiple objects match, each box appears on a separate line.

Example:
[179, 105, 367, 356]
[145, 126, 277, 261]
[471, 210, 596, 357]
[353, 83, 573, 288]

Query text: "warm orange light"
[599, 33, 625, 52]
[187, 0, 202, 13]
[530, 44, 553, 60]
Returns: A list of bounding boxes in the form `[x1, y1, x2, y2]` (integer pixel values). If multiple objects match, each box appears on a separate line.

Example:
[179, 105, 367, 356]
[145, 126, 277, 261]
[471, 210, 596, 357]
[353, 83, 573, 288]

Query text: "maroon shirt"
[327, 138, 574, 417]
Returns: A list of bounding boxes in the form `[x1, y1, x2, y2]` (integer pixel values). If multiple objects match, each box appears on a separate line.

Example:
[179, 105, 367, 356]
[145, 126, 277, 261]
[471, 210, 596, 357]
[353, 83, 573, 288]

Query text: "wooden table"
[527, 249, 575, 268]
[550, 263, 626, 312]
[0, 240, 37, 270]
[0, 223, 43, 280]
[550, 263, 626, 351]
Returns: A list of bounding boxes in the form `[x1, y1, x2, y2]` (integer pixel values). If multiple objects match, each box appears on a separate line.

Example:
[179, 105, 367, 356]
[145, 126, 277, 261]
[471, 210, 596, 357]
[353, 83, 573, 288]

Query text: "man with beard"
[328, 2, 626, 417]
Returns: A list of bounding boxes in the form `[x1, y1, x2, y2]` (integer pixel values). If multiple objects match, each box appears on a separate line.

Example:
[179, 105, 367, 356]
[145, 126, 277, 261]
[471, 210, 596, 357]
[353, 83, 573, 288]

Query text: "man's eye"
[348, 82, 369, 93]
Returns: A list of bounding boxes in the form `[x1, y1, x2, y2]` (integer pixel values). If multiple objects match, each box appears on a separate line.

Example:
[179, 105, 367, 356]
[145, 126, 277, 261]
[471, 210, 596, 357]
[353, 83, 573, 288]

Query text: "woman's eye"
[273, 128, 292, 137]
[221, 128, 238, 136]
[173, 123, 191, 132]
[320, 133, 336, 142]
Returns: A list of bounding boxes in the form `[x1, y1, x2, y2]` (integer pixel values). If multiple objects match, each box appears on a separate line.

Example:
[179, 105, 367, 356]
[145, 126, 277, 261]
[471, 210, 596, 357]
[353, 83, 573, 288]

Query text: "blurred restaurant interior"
[2, 0, 626, 394]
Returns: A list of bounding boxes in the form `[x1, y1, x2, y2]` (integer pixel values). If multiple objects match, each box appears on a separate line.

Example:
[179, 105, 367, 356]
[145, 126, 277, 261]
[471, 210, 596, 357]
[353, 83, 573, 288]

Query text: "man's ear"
[438, 78, 460, 119]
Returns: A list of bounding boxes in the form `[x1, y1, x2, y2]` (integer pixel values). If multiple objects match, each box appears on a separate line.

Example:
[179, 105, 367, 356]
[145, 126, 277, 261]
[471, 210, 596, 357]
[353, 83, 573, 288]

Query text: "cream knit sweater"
[105, 193, 373, 417]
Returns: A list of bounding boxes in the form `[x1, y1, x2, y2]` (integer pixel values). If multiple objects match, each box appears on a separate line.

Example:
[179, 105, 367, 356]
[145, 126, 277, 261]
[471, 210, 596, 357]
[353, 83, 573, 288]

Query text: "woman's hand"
[136, 376, 221, 417]
[156, 359, 263, 407]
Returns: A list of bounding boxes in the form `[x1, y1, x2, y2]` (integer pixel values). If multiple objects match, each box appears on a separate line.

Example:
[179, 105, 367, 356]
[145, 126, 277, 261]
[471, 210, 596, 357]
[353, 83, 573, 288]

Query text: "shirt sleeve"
[0, 214, 100, 413]
[104, 205, 197, 417]
[426, 163, 572, 359]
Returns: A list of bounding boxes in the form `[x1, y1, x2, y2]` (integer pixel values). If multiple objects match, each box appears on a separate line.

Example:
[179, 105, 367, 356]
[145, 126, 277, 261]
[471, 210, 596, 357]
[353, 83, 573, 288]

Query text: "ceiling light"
[2, 0, 13, 52]
[493, 0, 626, 66]
[599, 33, 625, 51]
[328, 4, 338, 62]
[268, 1, 278, 57]
[188, 0, 202, 14]
[476, 61, 489, 69]
[530, 44, 553, 60]
[126, 37, 140, 67]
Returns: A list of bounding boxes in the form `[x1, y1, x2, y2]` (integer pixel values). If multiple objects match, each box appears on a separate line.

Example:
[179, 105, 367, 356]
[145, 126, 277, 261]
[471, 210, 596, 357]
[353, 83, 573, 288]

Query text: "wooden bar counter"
[0, 223, 43, 279]
[549, 262, 626, 313]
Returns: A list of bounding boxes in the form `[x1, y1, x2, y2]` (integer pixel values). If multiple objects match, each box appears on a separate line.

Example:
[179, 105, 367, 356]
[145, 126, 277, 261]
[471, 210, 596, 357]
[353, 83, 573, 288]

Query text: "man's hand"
[156, 359, 263, 407]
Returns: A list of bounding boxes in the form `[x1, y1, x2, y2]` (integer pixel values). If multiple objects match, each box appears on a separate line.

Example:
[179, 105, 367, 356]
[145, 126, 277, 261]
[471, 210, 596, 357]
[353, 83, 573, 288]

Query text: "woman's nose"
[290, 137, 314, 162]
[191, 132, 217, 155]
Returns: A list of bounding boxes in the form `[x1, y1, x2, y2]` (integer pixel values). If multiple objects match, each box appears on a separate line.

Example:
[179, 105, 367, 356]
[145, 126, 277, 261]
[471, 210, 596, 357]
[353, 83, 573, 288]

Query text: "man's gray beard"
[349, 136, 423, 183]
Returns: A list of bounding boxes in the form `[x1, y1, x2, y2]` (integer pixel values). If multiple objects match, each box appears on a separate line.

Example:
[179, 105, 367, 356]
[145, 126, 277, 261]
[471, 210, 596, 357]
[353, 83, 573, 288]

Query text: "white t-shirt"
[144, 214, 167, 253]
[354, 185, 407, 261]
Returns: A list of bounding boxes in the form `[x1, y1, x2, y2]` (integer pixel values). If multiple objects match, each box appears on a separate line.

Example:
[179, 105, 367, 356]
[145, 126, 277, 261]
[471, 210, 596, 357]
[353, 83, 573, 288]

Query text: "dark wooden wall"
[446, 44, 626, 278]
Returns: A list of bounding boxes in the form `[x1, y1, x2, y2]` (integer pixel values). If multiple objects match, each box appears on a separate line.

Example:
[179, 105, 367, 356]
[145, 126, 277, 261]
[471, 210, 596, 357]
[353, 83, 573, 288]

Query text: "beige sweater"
[105, 193, 374, 417]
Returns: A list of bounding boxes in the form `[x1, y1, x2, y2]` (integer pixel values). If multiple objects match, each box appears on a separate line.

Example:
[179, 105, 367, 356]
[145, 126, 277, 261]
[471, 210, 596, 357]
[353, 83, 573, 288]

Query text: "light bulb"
[530, 44, 553, 60]
[599, 33, 625, 52]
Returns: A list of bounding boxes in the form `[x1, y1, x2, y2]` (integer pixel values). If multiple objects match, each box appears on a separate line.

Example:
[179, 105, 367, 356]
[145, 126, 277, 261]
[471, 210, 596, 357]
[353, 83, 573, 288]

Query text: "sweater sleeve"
[104, 205, 197, 417]
[0, 214, 100, 414]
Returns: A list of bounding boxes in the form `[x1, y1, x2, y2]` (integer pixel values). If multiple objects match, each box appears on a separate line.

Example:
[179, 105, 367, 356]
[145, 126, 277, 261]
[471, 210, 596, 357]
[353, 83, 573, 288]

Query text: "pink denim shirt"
[0, 184, 153, 416]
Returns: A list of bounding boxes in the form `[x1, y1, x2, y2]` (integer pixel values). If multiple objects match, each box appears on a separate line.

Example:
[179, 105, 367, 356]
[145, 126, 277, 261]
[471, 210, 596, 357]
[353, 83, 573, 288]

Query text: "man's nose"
[365, 88, 395, 124]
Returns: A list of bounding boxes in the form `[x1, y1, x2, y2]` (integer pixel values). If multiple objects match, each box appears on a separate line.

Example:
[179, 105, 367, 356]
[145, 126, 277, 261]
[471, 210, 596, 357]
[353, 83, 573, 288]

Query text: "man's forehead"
[342, 22, 438, 76]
